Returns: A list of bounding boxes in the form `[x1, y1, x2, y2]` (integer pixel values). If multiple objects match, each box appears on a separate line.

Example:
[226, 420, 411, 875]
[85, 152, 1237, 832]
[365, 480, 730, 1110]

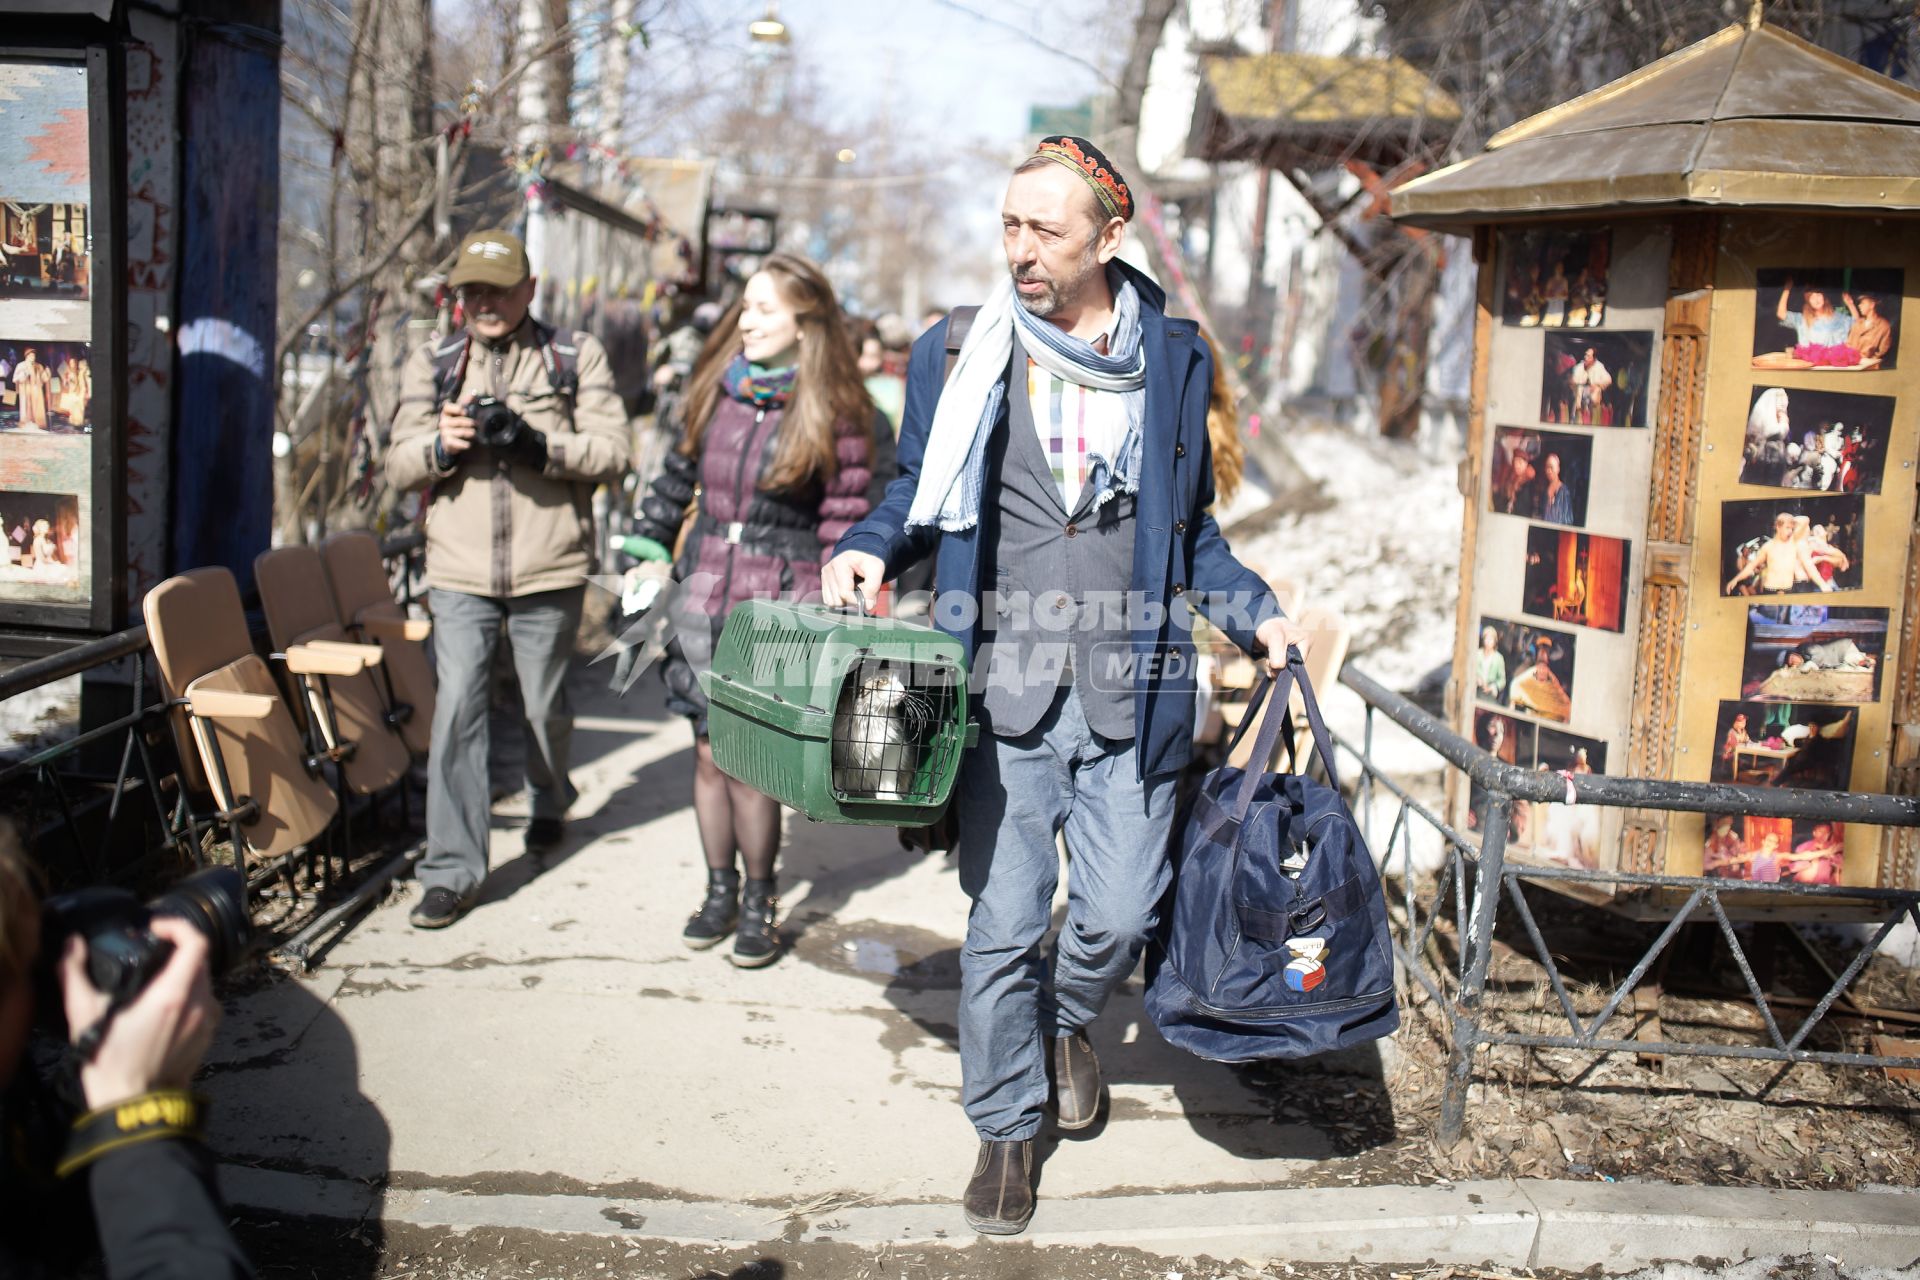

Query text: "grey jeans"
[955, 684, 1178, 1140]
[420, 585, 584, 898]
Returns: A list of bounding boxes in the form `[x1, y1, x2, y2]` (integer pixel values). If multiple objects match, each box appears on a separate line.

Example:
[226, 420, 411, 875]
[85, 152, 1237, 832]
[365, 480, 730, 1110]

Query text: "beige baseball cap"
[448, 229, 530, 289]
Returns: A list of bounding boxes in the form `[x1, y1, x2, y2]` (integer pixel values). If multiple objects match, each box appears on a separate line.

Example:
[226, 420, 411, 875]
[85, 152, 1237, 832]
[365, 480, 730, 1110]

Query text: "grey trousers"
[955, 684, 1178, 1140]
[419, 585, 584, 898]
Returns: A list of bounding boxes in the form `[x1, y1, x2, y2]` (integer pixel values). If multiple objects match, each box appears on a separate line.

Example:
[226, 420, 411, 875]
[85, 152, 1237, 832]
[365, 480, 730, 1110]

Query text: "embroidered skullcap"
[1031, 135, 1133, 222]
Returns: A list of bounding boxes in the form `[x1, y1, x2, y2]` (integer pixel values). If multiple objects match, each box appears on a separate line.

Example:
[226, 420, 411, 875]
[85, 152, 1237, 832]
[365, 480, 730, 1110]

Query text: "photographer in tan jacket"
[387, 229, 628, 929]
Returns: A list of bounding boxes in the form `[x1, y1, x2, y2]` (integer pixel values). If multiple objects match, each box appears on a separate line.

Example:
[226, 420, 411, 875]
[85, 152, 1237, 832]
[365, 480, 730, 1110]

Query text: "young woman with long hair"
[632, 252, 884, 967]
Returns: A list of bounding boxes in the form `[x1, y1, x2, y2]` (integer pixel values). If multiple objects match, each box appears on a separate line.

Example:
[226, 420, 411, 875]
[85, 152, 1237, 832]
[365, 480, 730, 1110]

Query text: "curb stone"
[217, 1168, 1920, 1270]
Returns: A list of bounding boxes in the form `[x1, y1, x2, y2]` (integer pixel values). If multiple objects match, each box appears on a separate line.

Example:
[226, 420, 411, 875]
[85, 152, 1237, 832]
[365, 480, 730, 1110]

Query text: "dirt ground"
[1379, 882, 1920, 1192]
[225, 1213, 1920, 1280]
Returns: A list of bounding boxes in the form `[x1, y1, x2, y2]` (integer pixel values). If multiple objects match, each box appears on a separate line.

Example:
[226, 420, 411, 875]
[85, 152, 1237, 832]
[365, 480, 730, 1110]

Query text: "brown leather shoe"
[1048, 1029, 1104, 1131]
[963, 1138, 1034, 1235]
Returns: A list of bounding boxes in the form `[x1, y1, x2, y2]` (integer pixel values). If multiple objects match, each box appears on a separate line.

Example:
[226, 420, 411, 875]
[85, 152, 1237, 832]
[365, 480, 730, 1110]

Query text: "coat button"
[1175, 520, 1187, 534]
[1175, 443, 1186, 457]
[1172, 583, 1185, 596]
[1064, 522, 1078, 538]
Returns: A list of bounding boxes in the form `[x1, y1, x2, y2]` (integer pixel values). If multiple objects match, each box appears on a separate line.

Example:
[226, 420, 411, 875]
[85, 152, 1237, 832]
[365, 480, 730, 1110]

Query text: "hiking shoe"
[1048, 1028, 1104, 1131]
[683, 869, 741, 950]
[525, 817, 565, 852]
[730, 878, 781, 968]
[963, 1138, 1034, 1235]
[409, 886, 467, 930]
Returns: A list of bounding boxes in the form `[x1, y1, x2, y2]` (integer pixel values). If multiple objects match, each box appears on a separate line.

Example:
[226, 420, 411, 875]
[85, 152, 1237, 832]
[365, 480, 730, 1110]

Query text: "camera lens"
[149, 867, 250, 975]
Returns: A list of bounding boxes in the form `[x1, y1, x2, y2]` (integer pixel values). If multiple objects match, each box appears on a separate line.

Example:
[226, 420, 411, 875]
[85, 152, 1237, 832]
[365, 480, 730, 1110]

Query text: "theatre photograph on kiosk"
[1721, 495, 1864, 596]
[1539, 331, 1652, 428]
[1751, 268, 1901, 372]
[1521, 527, 1630, 632]
[1488, 427, 1592, 526]
[1739, 386, 1894, 494]
[1740, 605, 1887, 704]
[1500, 227, 1610, 329]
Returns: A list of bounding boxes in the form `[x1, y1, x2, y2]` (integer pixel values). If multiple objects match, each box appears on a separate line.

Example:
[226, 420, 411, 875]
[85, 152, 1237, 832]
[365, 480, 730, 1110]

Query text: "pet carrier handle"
[837, 585, 871, 617]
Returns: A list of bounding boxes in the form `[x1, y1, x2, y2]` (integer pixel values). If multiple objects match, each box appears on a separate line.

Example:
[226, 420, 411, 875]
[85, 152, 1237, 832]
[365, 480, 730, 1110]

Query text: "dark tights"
[692, 736, 780, 880]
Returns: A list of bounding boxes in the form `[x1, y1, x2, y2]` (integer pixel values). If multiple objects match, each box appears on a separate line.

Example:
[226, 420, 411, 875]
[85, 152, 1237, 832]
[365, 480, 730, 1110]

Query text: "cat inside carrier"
[703, 600, 976, 826]
[830, 656, 962, 803]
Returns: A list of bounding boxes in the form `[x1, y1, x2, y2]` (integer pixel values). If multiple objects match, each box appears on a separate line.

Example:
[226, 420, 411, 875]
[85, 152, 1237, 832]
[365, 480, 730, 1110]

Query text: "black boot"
[682, 869, 740, 950]
[731, 877, 780, 968]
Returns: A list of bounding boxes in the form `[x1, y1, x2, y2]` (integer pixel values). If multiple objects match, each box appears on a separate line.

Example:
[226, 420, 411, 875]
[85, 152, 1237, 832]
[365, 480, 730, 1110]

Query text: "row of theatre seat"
[141, 531, 434, 868]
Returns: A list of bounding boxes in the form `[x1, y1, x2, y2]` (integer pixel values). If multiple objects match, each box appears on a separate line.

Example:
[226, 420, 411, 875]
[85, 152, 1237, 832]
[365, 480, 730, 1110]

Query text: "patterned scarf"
[723, 353, 796, 407]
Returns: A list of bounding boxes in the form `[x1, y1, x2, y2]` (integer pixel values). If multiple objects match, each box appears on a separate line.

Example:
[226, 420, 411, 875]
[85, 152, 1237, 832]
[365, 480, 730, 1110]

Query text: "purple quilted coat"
[636, 394, 888, 618]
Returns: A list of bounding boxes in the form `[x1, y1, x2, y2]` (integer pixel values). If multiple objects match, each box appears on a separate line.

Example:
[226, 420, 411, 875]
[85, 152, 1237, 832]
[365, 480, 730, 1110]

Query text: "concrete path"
[198, 656, 1920, 1272]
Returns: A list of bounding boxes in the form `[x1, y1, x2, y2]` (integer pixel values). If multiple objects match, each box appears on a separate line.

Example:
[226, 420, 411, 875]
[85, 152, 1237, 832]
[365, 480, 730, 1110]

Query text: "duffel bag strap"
[1284, 646, 1343, 795]
[1227, 670, 1299, 828]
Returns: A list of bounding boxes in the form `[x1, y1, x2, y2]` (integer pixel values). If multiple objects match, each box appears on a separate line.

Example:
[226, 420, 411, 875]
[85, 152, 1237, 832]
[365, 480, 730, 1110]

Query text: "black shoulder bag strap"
[942, 306, 979, 385]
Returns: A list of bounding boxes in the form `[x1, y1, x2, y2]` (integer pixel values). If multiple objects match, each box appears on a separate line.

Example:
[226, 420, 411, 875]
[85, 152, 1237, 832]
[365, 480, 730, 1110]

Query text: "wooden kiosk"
[1389, 22, 1920, 899]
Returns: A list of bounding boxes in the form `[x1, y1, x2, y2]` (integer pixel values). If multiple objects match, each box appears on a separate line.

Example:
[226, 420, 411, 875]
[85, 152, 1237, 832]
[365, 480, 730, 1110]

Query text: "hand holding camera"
[43, 867, 248, 1110]
[59, 920, 218, 1111]
[462, 396, 549, 470]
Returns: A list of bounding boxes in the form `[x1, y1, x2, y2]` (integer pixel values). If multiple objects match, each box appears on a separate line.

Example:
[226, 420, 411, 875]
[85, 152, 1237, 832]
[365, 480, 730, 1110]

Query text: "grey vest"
[978, 340, 1138, 740]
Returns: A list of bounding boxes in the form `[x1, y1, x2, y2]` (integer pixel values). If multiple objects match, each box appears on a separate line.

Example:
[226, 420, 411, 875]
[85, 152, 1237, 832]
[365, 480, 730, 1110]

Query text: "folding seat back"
[255, 545, 410, 795]
[142, 567, 338, 859]
[319, 530, 434, 756]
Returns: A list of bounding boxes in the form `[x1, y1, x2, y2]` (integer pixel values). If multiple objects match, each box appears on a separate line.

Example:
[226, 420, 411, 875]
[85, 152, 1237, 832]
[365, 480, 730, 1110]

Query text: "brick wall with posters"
[122, 10, 181, 612]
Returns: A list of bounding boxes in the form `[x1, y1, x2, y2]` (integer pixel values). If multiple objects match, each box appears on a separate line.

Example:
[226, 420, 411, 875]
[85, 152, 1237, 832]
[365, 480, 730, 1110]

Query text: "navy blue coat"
[834, 262, 1281, 779]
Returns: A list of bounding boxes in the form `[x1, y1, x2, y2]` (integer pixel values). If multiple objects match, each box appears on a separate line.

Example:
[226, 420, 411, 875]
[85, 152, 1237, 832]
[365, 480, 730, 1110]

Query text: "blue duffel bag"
[1145, 650, 1399, 1061]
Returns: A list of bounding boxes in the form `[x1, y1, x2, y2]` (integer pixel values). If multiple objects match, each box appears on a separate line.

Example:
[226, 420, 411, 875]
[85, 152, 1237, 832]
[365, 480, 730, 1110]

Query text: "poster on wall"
[1750, 268, 1902, 372]
[1721, 495, 1865, 596]
[1709, 700, 1858, 791]
[1501, 227, 1610, 329]
[0, 433, 89, 602]
[1539, 331, 1653, 427]
[1740, 605, 1888, 704]
[1739, 386, 1894, 494]
[0, 58, 96, 618]
[1521, 527, 1631, 632]
[1703, 814, 1844, 885]
[1488, 427, 1593, 525]
[0, 62, 91, 346]
[1473, 614, 1577, 723]
[0, 340, 90, 431]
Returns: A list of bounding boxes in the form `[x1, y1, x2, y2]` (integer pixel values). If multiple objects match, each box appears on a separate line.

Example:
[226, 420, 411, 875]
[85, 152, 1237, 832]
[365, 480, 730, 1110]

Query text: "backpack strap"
[429, 330, 471, 412]
[941, 305, 979, 385]
[531, 319, 579, 400]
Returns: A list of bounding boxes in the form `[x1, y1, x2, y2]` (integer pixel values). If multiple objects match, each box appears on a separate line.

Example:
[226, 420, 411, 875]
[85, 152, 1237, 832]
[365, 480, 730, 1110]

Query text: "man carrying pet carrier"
[387, 229, 629, 929]
[823, 137, 1304, 1235]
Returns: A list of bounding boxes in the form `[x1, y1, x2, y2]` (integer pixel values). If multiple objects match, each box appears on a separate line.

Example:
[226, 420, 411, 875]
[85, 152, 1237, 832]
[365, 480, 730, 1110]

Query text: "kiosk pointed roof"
[1391, 22, 1920, 230]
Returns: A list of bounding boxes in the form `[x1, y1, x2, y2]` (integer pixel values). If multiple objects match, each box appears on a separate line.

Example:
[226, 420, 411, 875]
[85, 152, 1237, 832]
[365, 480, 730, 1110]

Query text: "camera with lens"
[41, 867, 250, 1008]
[463, 395, 527, 449]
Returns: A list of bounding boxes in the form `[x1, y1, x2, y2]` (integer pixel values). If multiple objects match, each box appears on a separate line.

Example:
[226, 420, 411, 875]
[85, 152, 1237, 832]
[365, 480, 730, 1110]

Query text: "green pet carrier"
[701, 600, 977, 826]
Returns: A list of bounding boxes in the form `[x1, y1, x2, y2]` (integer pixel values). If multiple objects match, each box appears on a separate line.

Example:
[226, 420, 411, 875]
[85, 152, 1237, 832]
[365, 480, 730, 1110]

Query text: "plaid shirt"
[1024, 338, 1127, 514]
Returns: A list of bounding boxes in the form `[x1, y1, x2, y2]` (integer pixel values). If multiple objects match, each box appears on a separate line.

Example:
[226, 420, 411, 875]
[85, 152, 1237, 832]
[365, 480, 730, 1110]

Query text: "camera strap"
[69, 986, 140, 1064]
[57, 1089, 207, 1178]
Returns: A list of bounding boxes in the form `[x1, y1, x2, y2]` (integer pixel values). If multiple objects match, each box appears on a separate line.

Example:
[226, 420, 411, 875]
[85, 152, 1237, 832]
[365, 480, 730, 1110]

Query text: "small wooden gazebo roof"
[1188, 50, 1462, 171]
[1391, 22, 1920, 232]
